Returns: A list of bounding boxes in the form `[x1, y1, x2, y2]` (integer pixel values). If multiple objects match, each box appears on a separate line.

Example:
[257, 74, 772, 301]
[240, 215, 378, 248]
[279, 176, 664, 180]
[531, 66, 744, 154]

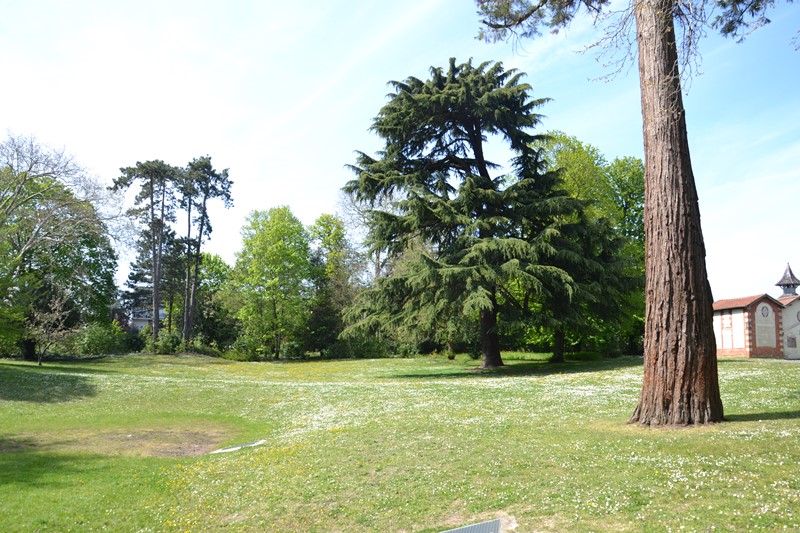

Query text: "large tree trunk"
[629, 0, 724, 425]
[185, 246, 201, 342]
[479, 291, 503, 368]
[552, 326, 566, 364]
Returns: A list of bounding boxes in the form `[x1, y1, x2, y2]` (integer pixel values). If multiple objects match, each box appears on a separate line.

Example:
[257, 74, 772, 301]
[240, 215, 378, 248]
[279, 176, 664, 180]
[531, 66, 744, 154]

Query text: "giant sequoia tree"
[345, 58, 579, 369]
[475, 0, 787, 424]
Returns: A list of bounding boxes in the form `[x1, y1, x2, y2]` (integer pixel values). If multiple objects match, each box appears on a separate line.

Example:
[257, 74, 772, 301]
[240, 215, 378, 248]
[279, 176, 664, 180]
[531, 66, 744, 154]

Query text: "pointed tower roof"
[776, 263, 800, 296]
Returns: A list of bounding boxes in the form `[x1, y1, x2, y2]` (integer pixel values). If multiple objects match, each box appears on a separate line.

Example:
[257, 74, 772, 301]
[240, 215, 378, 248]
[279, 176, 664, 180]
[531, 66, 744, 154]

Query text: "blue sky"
[1, 0, 798, 299]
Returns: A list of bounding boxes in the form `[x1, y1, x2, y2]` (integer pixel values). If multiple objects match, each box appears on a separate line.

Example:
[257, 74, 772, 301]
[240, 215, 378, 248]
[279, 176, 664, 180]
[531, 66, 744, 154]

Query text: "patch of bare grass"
[3, 426, 230, 457]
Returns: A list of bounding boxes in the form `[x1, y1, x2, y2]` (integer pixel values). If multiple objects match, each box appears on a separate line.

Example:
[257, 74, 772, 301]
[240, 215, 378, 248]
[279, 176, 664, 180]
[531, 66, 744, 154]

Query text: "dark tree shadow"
[391, 356, 643, 380]
[0, 447, 108, 487]
[724, 411, 800, 422]
[0, 364, 98, 403]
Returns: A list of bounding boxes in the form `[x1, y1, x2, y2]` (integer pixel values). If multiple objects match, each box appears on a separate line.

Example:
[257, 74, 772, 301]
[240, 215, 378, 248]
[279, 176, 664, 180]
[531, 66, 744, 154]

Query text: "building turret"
[776, 263, 800, 297]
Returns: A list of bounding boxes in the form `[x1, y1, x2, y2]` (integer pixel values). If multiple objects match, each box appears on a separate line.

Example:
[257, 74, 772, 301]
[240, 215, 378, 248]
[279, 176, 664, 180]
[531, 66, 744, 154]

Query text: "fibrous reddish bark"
[629, 0, 724, 425]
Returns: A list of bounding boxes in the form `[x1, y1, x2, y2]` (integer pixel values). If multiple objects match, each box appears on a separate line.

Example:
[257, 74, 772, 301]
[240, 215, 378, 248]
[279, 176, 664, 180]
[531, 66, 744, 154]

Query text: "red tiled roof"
[779, 294, 800, 305]
[713, 294, 773, 311]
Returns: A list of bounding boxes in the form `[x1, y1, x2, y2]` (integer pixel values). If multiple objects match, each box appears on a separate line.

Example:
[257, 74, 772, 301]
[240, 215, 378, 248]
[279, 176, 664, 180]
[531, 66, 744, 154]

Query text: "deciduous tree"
[1, 135, 119, 359]
[535, 133, 645, 358]
[232, 207, 311, 358]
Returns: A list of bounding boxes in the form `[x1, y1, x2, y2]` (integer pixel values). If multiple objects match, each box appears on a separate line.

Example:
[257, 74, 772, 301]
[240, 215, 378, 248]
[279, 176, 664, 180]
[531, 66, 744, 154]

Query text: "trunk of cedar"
[629, 0, 723, 425]
[446, 340, 456, 355]
[472, 131, 504, 370]
[185, 241, 200, 343]
[272, 298, 281, 359]
[479, 289, 504, 368]
[552, 326, 566, 364]
[166, 291, 174, 333]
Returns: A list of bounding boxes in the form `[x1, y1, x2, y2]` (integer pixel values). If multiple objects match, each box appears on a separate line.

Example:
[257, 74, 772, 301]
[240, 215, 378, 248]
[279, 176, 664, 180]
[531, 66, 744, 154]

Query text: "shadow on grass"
[725, 410, 800, 422]
[391, 356, 643, 380]
[0, 364, 98, 403]
[0, 446, 107, 488]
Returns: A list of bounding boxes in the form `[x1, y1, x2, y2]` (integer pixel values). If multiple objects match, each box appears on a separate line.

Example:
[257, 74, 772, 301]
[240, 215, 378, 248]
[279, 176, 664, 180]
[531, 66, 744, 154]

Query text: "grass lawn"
[1, 354, 799, 532]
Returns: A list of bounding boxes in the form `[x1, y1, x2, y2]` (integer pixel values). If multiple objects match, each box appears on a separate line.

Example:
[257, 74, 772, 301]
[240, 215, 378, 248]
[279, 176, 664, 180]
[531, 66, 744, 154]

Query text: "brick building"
[712, 264, 800, 359]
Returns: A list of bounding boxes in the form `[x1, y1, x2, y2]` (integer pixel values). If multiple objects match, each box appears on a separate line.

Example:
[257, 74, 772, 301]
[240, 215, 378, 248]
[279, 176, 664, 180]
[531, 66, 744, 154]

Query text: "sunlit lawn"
[1, 353, 799, 531]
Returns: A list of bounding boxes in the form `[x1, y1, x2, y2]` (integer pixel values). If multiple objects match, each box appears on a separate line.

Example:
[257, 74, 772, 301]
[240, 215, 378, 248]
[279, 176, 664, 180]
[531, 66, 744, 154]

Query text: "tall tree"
[537, 132, 614, 221]
[535, 133, 645, 359]
[193, 253, 240, 350]
[113, 161, 180, 344]
[306, 214, 360, 355]
[122, 227, 183, 335]
[345, 58, 580, 369]
[179, 157, 232, 343]
[232, 207, 311, 358]
[474, 0, 777, 424]
[1, 135, 119, 359]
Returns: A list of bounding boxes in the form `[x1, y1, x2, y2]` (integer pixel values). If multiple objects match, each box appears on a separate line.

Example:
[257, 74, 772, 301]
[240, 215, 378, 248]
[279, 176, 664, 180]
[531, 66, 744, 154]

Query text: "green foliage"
[73, 321, 129, 356]
[1, 137, 119, 358]
[232, 206, 311, 358]
[325, 332, 392, 359]
[193, 253, 240, 351]
[713, 0, 787, 40]
[345, 58, 581, 367]
[305, 214, 361, 356]
[153, 329, 182, 355]
[531, 132, 645, 358]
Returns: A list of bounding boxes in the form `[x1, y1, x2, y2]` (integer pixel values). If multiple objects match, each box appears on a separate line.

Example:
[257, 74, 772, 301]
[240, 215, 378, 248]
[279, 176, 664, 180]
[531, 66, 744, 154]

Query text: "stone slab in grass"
[443, 518, 502, 533]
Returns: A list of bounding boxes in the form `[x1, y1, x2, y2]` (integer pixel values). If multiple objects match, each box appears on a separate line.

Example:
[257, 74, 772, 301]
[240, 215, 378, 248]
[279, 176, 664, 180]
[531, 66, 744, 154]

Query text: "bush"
[76, 321, 128, 356]
[280, 340, 305, 360]
[182, 337, 223, 357]
[139, 326, 182, 355]
[155, 330, 182, 354]
[326, 333, 393, 359]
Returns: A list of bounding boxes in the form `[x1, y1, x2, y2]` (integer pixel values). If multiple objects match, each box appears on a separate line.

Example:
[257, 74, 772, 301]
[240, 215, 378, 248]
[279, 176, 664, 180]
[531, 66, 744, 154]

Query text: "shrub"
[155, 330, 182, 355]
[76, 321, 128, 356]
[327, 333, 392, 359]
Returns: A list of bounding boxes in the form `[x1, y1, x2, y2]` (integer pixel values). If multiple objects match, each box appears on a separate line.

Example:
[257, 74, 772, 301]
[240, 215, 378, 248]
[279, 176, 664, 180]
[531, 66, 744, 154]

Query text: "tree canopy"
[345, 58, 582, 368]
[232, 206, 311, 358]
[0, 134, 119, 360]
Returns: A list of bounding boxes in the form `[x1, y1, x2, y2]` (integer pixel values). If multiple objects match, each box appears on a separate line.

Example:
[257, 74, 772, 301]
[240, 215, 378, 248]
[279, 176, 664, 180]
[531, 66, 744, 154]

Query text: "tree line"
[2, 0, 788, 427]
[0, 58, 646, 365]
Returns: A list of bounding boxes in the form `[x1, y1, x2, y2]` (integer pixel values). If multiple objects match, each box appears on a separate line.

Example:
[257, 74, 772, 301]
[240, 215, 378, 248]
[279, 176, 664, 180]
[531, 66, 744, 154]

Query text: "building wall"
[749, 300, 783, 358]
[715, 298, 783, 358]
[782, 301, 800, 359]
[715, 309, 748, 356]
